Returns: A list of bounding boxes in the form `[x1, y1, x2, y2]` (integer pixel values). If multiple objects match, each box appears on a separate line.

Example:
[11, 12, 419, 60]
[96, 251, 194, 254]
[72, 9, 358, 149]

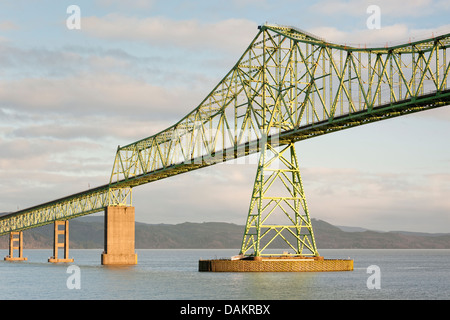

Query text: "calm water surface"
[0, 249, 449, 300]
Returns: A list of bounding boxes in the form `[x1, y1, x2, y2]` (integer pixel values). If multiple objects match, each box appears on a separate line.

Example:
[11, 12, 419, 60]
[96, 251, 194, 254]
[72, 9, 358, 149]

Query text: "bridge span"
[1, 24, 449, 267]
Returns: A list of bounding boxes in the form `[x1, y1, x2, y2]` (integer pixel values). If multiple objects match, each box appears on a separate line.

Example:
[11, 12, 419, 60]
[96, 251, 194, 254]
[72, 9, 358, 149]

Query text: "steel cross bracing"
[1, 23, 449, 237]
[240, 141, 319, 257]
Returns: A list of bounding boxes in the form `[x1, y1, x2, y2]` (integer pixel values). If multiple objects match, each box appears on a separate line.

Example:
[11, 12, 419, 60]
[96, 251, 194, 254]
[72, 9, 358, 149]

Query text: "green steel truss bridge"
[1, 24, 450, 257]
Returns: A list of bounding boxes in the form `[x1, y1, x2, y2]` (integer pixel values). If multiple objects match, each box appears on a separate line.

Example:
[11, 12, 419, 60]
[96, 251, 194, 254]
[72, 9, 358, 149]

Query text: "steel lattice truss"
[109, 24, 450, 187]
[1, 24, 450, 237]
[240, 142, 319, 257]
[0, 188, 131, 235]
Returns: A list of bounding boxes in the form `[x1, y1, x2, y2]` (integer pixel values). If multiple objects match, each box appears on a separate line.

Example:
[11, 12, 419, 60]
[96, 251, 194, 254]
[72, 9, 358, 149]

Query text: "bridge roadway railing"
[1, 24, 450, 235]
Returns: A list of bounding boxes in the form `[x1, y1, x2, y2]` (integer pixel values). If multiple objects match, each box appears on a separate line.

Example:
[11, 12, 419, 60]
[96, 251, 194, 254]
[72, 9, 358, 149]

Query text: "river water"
[0, 249, 449, 300]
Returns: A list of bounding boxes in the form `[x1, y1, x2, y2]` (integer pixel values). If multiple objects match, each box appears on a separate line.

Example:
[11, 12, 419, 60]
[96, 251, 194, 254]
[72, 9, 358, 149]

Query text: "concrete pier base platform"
[4, 256, 28, 261]
[101, 206, 137, 265]
[199, 256, 353, 272]
[48, 257, 74, 263]
[101, 253, 138, 265]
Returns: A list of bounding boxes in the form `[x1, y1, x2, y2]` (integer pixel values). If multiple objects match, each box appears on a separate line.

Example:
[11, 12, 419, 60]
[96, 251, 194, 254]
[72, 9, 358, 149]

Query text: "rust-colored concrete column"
[4, 231, 27, 261]
[48, 220, 74, 263]
[101, 206, 137, 265]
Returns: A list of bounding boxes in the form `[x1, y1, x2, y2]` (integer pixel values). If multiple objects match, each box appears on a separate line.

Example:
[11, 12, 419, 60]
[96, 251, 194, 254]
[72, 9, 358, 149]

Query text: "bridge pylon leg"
[239, 141, 320, 258]
[4, 231, 27, 261]
[101, 205, 137, 265]
[48, 220, 74, 263]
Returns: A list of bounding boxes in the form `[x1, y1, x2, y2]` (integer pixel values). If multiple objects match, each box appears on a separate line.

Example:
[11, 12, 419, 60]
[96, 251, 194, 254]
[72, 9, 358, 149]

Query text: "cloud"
[128, 161, 450, 232]
[81, 15, 258, 53]
[0, 43, 139, 79]
[305, 0, 450, 47]
[0, 73, 202, 120]
[301, 166, 450, 232]
[231, 0, 269, 9]
[310, 23, 450, 47]
[95, 0, 155, 9]
[0, 37, 231, 126]
[132, 162, 256, 224]
[0, 21, 19, 31]
[311, 0, 436, 18]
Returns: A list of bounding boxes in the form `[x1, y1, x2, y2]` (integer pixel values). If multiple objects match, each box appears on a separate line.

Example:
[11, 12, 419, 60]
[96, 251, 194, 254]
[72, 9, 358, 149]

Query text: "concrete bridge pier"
[101, 206, 137, 265]
[48, 220, 74, 263]
[4, 231, 27, 261]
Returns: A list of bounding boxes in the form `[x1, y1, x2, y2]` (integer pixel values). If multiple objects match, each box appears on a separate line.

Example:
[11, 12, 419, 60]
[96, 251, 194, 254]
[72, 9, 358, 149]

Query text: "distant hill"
[313, 220, 450, 249]
[1, 217, 449, 249]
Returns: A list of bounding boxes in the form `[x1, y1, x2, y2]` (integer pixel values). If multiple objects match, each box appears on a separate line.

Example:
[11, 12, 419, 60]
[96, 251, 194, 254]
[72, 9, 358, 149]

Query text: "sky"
[0, 0, 449, 233]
